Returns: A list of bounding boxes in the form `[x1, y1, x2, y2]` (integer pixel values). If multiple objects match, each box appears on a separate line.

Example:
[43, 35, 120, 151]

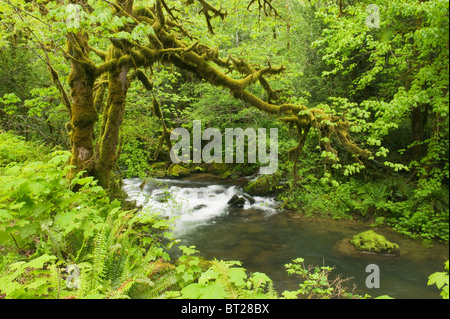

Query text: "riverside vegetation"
[0, 0, 449, 299]
[0, 132, 376, 299]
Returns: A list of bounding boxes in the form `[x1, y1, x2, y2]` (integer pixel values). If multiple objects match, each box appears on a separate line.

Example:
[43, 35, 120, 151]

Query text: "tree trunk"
[94, 50, 130, 189]
[411, 104, 427, 161]
[67, 33, 97, 180]
[91, 0, 134, 190]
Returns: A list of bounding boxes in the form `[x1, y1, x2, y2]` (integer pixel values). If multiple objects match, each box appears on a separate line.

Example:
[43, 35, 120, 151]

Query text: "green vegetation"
[0, 132, 366, 299]
[350, 230, 400, 255]
[428, 261, 449, 299]
[0, 0, 448, 299]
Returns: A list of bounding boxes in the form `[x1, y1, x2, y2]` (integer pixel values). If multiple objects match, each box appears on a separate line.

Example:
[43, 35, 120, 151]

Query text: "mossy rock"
[200, 162, 234, 179]
[149, 162, 168, 178]
[219, 171, 231, 179]
[244, 174, 284, 196]
[167, 164, 190, 177]
[350, 230, 400, 256]
[152, 162, 168, 170]
[207, 162, 229, 175]
[227, 195, 246, 208]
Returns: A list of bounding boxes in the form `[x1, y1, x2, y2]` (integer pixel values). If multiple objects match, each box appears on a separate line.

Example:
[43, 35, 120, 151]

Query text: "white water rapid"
[122, 177, 278, 235]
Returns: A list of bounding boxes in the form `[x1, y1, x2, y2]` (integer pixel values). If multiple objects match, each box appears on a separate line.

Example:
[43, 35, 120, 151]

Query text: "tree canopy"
[1, 0, 376, 189]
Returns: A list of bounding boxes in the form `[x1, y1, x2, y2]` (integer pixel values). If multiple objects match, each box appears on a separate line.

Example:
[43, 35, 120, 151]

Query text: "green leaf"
[0, 209, 14, 221]
[199, 268, 219, 285]
[228, 268, 248, 287]
[198, 284, 228, 299]
[374, 295, 394, 299]
[182, 272, 194, 283]
[428, 272, 449, 289]
[48, 153, 71, 166]
[251, 272, 272, 288]
[180, 283, 202, 299]
[282, 290, 299, 299]
[28, 181, 51, 197]
[82, 294, 106, 299]
[26, 254, 57, 269]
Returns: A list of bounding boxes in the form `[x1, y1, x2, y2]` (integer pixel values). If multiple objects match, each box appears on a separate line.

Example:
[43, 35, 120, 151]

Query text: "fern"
[92, 225, 109, 291]
[76, 262, 93, 298]
[105, 249, 127, 289]
[128, 260, 178, 299]
[210, 260, 240, 299]
[132, 272, 177, 299]
[69, 206, 181, 299]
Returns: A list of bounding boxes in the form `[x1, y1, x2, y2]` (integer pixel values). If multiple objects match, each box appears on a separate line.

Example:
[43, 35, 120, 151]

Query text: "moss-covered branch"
[247, 0, 281, 18]
[162, 33, 371, 164]
[195, 0, 227, 34]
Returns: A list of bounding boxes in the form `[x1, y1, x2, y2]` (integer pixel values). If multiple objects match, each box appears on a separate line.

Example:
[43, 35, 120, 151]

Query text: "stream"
[123, 174, 449, 299]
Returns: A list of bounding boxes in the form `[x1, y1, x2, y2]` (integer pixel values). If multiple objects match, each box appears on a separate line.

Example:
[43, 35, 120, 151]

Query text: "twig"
[10, 233, 20, 252]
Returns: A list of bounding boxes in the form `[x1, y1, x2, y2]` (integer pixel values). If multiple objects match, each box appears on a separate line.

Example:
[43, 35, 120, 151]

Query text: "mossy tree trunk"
[94, 48, 131, 189]
[66, 32, 98, 180]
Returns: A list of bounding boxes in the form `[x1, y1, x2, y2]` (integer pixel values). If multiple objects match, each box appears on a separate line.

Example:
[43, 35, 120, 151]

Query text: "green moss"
[168, 164, 190, 177]
[350, 230, 400, 255]
[219, 171, 231, 179]
[244, 174, 284, 196]
[147, 162, 168, 178]
[201, 162, 232, 178]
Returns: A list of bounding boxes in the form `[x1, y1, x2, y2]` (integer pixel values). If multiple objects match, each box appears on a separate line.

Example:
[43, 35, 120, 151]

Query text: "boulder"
[167, 164, 190, 177]
[193, 204, 207, 211]
[150, 162, 168, 178]
[153, 191, 170, 203]
[243, 174, 286, 197]
[242, 193, 256, 205]
[228, 195, 246, 208]
[202, 162, 229, 175]
[350, 230, 400, 256]
[334, 239, 359, 256]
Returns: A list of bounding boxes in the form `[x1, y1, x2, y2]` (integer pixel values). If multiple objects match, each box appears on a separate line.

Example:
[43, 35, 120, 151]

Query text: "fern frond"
[48, 263, 61, 298]
[92, 226, 109, 290]
[127, 260, 178, 299]
[77, 262, 93, 298]
[129, 271, 178, 299]
[148, 271, 179, 298]
[149, 260, 176, 277]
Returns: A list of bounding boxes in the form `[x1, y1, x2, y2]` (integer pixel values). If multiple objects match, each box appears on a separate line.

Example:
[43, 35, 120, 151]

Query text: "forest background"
[0, 0, 448, 299]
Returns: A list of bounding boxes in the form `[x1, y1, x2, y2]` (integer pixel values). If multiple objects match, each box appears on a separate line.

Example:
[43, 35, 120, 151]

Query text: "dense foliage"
[0, 132, 370, 299]
[0, 0, 448, 299]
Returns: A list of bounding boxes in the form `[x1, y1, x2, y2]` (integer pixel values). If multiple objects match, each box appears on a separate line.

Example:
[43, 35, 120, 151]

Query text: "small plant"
[428, 261, 449, 299]
[282, 258, 366, 299]
[169, 246, 277, 299]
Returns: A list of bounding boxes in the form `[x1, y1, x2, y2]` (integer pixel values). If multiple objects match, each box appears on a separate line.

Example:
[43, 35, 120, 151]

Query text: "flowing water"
[123, 174, 449, 299]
